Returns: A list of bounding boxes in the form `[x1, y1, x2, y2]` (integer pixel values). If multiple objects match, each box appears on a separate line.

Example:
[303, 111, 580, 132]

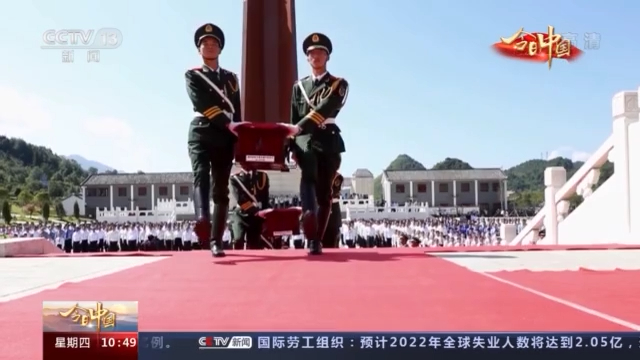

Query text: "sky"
[0, 0, 637, 176]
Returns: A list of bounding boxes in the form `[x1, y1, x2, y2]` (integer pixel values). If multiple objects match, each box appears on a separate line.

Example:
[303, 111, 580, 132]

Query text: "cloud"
[0, 86, 53, 136]
[547, 147, 591, 162]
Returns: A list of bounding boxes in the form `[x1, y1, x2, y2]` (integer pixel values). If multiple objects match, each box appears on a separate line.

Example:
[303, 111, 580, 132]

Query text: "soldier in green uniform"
[321, 172, 343, 248]
[289, 33, 349, 255]
[185, 23, 241, 257]
[230, 170, 271, 249]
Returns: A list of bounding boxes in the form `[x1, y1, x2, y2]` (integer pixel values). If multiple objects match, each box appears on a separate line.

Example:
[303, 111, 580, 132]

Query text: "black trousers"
[188, 123, 235, 208]
[64, 239, 72, 253]
[72, 242, 81, 253]
[165, 239, 174, 250]
[108, 242, 119, 252]
[127, 240, 138, 251]
[174, 238, 183, 251]
[183, 241, 192, 251]
[89, 241, 98, 252]
[231, 213, 263, 249]
[81, 240, 89, 252]
[322, 202, 342, 248]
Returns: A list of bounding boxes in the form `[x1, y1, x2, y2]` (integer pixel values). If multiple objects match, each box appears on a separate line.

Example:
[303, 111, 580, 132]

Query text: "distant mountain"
[66, 154, 115, 173]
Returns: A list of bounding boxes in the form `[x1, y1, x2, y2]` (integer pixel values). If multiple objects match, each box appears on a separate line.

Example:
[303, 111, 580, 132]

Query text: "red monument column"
[241, 0, 298, 124]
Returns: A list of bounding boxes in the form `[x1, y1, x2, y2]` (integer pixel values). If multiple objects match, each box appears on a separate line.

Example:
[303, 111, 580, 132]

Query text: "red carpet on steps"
[2, 248, 637, 359]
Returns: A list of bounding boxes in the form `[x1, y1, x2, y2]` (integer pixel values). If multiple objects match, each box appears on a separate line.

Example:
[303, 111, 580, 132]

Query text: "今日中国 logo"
[492, 25, 583, 69]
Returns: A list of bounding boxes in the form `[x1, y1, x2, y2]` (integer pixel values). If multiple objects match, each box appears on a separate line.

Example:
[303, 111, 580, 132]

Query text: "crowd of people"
[0, 215, 528, 252]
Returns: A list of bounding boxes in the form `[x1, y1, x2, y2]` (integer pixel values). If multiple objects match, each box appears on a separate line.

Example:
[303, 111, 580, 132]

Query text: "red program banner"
[43, 332, 138, 360]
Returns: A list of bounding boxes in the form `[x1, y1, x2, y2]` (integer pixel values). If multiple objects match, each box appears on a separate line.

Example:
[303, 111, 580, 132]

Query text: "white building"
[61, 194, 85, 217]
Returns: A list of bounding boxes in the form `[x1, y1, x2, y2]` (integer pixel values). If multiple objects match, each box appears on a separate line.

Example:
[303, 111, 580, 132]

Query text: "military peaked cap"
[302, 33, 332, 55]
[194, 23, 225, 49]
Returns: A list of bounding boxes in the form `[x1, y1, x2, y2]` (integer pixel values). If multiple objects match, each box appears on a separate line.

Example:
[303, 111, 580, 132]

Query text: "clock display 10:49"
[101, 336, 137, 347]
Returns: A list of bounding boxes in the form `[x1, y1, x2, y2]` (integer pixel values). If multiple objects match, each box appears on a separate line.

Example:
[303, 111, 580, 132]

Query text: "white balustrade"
[511, 88, 640, 245]
[96, 207, 176, 223]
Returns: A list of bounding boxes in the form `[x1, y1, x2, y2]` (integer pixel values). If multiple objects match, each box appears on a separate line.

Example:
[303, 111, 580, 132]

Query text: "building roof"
[352, 168, 374, 178]
[383, 169, 507, 182]
[81, 172, 193, 186]
[343, 177, 352, 188]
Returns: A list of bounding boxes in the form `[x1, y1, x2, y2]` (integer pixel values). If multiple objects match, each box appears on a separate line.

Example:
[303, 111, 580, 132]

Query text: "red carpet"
[2, 248, 637, 359]
[491, 268, 640, 326]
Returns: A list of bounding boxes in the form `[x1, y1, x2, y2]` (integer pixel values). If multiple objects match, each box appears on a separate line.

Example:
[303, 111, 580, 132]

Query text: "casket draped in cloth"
[258, 207, 302, 237]
[229, 122, 298, 171]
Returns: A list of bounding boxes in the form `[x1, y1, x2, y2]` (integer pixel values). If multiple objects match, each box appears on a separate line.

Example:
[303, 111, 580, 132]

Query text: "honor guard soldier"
[230, 170, 271, 249]
[185, 23, 242, 257]
[289, 33, 349, 255]
[322, 172, 343, 248]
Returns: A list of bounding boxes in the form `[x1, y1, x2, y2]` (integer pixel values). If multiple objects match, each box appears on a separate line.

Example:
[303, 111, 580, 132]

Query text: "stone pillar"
[109, 185, 114, 210]
[242, 0, 297, 123]
[130, 184, 134, 210]
[452, 180, 457, 207]
[474, 180, 479, 207]
[544, 167, 566, 245]
[151, 184, 155, 210]
[500, 223, 517, 244]
[408, 181, 413, 202]
[430, 180, 435, 207]
[172, 184, 176, 201]
[612, 90, 639, 234]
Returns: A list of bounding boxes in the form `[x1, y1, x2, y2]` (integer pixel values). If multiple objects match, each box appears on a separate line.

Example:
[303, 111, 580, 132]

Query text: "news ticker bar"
[44, 332, 640, 360]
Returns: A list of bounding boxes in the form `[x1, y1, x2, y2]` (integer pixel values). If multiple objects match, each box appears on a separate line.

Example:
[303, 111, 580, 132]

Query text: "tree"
[88, 167, 98, 175]
[23, 204, 36, 217]
[431, 158, 473, 170]
[374, 154, 428, 200]
[0, 135, 89, 201]
[73, 201, 80, 219]
[17, 190, 33, 206]
[1, 201, 11, 224]
[42, 202, 50, 221]
[55, 202, 66, 218]
[386, 154, 427, 171]
[0, 186, 8, 200]
[34, 190, 50, 207]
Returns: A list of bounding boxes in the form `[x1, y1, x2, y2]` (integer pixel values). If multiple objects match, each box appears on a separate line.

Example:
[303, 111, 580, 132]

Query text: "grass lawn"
[7, 204, 90, 223]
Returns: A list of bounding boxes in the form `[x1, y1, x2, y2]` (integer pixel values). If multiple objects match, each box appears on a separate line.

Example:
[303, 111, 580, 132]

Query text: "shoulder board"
[298, 76, 311, 83]
[189, 66, 202, 71]
[221, 68, 237, 77]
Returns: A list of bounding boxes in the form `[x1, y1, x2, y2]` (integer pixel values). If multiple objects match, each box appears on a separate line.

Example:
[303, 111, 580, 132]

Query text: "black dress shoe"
[308, 240, 322, 255]
[211, 241, 226, 257]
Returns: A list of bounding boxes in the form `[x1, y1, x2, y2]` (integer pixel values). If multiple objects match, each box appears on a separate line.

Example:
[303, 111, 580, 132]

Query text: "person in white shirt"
[88, 227, 99, 252]
[72, 227, 82, 253]
[107, 225, 120, 252]
[173, 225, 182, 251]
[126, 225, 139, 251]
[182, 225, 192, 251]
[80, 226, 89, 253]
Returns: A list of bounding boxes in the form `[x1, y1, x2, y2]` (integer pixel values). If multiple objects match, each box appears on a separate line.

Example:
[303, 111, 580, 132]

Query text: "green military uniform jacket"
[185, 65, 241, 148]
[290, 74, 348, 154]
[230, 170, 271, 218]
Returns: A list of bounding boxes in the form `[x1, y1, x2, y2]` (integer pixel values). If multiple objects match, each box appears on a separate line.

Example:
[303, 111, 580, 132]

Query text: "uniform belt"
[194, 111, 232, 119]
[322, 118, 336, 125]
[332, 198, 340, 203]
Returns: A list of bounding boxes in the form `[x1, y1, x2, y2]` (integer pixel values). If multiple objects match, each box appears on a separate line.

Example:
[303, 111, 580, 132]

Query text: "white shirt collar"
[312, 72, 327, 82]
[203, 64, 219, 73]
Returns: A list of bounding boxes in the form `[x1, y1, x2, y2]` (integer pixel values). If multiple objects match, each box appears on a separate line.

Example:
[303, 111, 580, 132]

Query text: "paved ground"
[0, 257, 168, 302]
[430, 249, 640, 272]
